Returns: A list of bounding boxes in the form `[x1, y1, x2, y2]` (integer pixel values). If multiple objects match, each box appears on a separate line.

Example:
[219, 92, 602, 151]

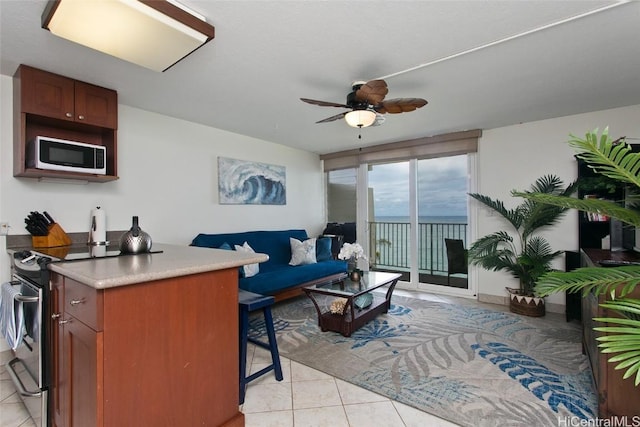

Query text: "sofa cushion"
[191, 229, 309, 272]
[191, 229, 348, 297]
[239, 260, 347, 295]
[315, 237, 332, 262]
[289, 237, 317, 266]
[219, 242, 233, 251]
[234, 241, 259, 277]
[216, 241, 244, 277]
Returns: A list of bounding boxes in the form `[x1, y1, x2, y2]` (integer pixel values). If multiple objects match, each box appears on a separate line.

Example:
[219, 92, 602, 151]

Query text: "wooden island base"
[50, 268, 244, 426]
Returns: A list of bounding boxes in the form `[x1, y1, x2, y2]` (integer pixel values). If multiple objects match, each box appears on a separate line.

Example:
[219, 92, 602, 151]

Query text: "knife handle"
[43, 211, 55, 224]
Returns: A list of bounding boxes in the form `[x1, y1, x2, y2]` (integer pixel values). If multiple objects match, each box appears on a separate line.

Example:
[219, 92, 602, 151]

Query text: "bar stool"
[238, 289, 283, 404]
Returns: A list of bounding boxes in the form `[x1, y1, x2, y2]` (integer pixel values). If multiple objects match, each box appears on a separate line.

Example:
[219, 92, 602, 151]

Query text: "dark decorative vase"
[349, 269, 362, 282]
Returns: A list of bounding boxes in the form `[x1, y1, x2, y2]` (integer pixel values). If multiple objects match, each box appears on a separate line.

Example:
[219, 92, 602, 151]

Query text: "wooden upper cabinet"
[13, 64, 119, 182]
[74, 81, 118, 129]
[21, 66, 75, 121]
[19, 65, 117, 129]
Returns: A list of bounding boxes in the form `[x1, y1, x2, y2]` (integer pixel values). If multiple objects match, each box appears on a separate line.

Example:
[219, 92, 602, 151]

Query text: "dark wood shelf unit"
[13, 65, 119, 182]
[581, 249, 640, 417]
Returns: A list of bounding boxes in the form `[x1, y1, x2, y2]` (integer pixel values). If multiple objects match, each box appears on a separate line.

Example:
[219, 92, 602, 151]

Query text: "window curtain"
[321, 129, 481, 171]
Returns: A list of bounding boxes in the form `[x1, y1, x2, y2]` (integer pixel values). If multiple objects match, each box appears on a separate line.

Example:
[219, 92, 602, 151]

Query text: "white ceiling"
[2, 1, 639, 155]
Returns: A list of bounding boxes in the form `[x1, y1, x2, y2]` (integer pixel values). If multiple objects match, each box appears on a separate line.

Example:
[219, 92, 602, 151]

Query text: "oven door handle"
[8, 280, 40, 303]
[14, 294, 39, 303]
[6, 358, 42, 397]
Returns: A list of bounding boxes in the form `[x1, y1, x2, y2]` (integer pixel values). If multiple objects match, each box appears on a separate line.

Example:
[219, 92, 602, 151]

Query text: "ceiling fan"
[300, 79, 428, 131]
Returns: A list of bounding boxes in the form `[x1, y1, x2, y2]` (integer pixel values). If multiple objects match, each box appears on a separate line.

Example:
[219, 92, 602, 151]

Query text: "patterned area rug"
[249, 293, 596, 427]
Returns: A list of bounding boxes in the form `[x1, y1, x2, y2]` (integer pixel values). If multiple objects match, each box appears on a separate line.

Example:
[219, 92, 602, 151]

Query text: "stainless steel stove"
[5, 251, 52, 427]
[30, 244, 162, 262]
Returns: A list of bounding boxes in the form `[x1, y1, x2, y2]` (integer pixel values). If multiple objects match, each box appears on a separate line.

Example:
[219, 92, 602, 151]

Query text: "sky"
[368, 155, 468, 218]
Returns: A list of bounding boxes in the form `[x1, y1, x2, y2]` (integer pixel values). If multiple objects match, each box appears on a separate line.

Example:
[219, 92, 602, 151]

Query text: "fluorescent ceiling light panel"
[43, 0, 215, 72]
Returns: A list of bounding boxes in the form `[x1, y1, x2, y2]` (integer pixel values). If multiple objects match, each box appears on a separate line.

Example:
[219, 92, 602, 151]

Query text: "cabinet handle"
[58, 319, 70, 325]
[78, 115, 85, 120]
[70, 298, 85, 306]
[51, 313, 61, 319]
[65, 112, 73, 118]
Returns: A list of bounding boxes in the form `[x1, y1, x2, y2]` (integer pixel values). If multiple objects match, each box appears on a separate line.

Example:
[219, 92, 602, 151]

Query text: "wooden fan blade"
[316, 112, 348, 124]
[354, 80, 389, 105]
[300, 98, 350, 108]
[374, 98, 428, 114]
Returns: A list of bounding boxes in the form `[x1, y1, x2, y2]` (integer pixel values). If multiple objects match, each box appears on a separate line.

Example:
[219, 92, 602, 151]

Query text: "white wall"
[2, 65, 640, 316]
[0, 74, 326, 283]
[474, 104, 640, 308]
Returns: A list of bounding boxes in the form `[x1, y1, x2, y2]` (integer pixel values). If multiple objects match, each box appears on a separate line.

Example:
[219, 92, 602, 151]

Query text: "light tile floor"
[0, 289, 468, 427]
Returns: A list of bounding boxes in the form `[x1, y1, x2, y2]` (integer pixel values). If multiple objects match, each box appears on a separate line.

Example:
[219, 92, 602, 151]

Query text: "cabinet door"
[74, 82, 117, 129]
[50, 273, 65, 427]
[20, 66, 75, 121]
[64, 318, 103, 427]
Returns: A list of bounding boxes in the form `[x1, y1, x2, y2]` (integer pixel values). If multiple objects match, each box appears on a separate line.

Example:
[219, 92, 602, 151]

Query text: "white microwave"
[27, 136, 106, 175]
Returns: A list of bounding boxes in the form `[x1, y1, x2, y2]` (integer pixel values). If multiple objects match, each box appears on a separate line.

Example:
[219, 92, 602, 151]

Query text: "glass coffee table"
[303, 271, 401, 337]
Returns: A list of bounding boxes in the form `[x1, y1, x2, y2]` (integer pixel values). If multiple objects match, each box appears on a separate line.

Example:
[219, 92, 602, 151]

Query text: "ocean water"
[371, 216, 468, 272]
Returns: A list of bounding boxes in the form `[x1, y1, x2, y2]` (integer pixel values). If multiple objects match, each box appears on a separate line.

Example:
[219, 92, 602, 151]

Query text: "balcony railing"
[369, 221, 468, 276]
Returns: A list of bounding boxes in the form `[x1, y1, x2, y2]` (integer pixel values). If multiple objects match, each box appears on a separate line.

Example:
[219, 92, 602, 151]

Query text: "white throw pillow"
[289, 237, 317, 266]
[234, 241, 260, 278]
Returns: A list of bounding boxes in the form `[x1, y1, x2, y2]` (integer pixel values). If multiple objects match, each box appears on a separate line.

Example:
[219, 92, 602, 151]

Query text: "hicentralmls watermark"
[558, 417, 640, 427]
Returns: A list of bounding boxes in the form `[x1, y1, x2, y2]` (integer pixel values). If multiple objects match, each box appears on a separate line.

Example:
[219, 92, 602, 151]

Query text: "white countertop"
[47, 243, 269, 289]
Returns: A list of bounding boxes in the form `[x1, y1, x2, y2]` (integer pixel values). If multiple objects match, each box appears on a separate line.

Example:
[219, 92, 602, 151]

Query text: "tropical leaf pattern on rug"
[249, 293, 597, 426]
[334, 319, 412, 350]
[247, 317, 289, 340]
[472, 341, 595, 419]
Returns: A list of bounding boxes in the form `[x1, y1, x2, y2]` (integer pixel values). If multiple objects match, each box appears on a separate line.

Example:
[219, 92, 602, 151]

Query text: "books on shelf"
[584, 195, 609, 222]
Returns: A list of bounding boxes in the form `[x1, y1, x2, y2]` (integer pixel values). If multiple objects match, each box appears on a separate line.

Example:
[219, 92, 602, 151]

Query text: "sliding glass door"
[366, 156, 470, 290]
[417, 155, 469, 289]
[367, 162, 411, 281]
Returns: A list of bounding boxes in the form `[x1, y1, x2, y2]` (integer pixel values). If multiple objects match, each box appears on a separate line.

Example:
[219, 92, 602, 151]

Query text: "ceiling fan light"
[344, 110, 377, 128]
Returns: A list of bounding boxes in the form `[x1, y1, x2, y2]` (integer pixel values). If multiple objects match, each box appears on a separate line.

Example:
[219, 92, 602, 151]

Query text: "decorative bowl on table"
[354, 293, 373, 310]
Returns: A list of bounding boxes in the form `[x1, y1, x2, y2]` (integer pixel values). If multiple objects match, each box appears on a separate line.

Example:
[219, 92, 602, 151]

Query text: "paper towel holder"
[88, 206, 109, 246]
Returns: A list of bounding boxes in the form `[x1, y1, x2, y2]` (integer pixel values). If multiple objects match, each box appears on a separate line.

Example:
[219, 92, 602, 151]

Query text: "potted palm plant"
[468, 175, 576, 316]
[515, 128, 640, 385]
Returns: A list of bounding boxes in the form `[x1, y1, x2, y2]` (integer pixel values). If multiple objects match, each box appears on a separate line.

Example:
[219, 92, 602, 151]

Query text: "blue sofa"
[191, 229, 347, 301]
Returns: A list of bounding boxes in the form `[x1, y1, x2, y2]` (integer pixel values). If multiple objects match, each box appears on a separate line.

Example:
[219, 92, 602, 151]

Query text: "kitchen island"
[47, 244, 267, 427]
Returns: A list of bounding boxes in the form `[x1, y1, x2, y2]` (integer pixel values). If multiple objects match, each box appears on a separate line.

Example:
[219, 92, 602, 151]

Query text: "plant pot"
[506, 287, 545, 317]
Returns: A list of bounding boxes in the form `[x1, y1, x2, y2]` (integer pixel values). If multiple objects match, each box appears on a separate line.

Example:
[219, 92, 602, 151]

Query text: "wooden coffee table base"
[303, 273, 399, 337]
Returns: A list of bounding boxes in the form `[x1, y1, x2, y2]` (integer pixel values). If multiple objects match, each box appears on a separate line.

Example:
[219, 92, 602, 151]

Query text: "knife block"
[32, 223, 72, 248]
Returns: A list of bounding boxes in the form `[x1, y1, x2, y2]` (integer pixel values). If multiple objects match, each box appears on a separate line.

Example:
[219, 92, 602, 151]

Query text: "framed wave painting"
[218, 157, 286, 205]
